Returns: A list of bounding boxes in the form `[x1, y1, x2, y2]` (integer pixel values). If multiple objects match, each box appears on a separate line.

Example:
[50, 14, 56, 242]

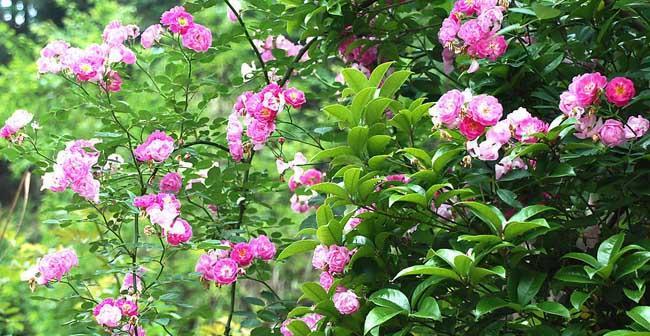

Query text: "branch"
[279, 37, 318, 87]
[179, 140, 229, 153]
[224, 0, 270, 84]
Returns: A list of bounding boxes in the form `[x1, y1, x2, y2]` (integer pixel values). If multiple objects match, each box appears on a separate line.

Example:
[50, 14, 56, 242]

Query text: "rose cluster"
[438, 0, 509, 73]
[558, 73, 648, 147]
[37, 21, 139, 91]
[281, 313, 324, 336]
[21, 248, 78, 289]
[94, 297, 143, 335]
[0, 109, 33, 142]
[277, 152, 324, 213]
[430, 90, 548, 168]
[229, 84, 306, 161]
[141, 6, 212, 52]
[133, 193, 192, 246]
[311, 245, 360, 315]
[338, 33, 378, 70]
[195, 235, 276, 286]
[41, 139, 102, 203]
[134, 130, 175, 163]
[254, 35, 310, 63]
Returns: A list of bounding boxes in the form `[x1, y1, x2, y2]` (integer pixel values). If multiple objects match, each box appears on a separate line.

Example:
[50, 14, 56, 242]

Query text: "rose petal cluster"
[38, 21, 138, 90]
[228, 85, 306, 161]
[312, 244, 354, 293]
[41, 139, 101, 203]
[94, 297, 140, 329]
[278, 153, 323, 213]
[22, 248, 78, 287]
[338, 33, 378, 68]
[134, 130, 175, 163]
[281, 314, 324, 336]
[121, 267, 146, 293]
[133, 193, 191, 245]
[254, 35, 310, 63]
[333, 288, 361, 315]
[159, 172, 183, 194]
[558, 73, 646, 147]
[1, 109, 33, 141]
[438, 0, 509, 73]
[195, 235, 276, 286]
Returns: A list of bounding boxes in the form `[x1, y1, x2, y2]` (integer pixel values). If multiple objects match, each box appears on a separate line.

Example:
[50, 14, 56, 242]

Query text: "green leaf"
[287, 320, 312, 336]
[554, 266, 600, 284]
[379, 70, 412, 98]
[367, 135, 392, 155]
[504, 219, 550, 241]
[410, 297, 441, 320]
[369, 288, 410, 312]
[317, 222, 342, 245]
[570, 291, 589, 310]
[616, 252, 650, 280]
[394, 265, 460, 281]
[497, 189, 523, 208]
[532, 3, 562, 20]
[348, 126, 369, 156]
[432, 148, 464, 173]
[364, 306, 402, 334]
[278, 240, 319, 260]
[342, 68, 369, 93]
[475, 297, 518, 317]
[388, 193, 428, 208]
[369, 62, 394, 87]
[562, 252, 601, 268]
[537, 301, 570, 319]
[300, 282, 329, 303]
[549, 163, 576, 178]
[458, 201, 504, 235]
[310, 182, 348, 199]
[628, 306, 650, 331]
[597, 233, 625, 266]
[510, 205, 555, 222]
[517, 271, 546, 305]
[312, 146, 354, 162]
[603, 331, 650, 336]
[324, 104, 353, 125]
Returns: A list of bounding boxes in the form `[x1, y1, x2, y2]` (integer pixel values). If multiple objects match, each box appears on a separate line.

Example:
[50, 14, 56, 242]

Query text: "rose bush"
[1, 0, 650, 335]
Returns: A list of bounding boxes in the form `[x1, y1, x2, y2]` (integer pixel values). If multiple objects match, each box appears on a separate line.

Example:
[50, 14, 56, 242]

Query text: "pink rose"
[474, 34, 507, 61]
[333, 289, 360, 315]
[299, 169, 323, 186]
[134, 130, 175, 163]
[182, 24, 212, 52]
[458, 19, 487, 45]
[290, 194, 313, 213]
[574, 114, 603, 140]
[559, 91, 582, 117]
[327, 245, 351, 274]
[486, 120, 511, 145]
[459, 116, 486, 140]
[141, 24, 163, 49]
[213, 258, 239, 285]
[116, 297, 139, 317]
[599, 119, 626, 147]
[625, 115, 649, 139]
[438, 17, 460, 45]
[102, 21, 130, 46]
[93, 298, 122, 327]
[514, 117, 548, 143]
[159, 172, 183, 194]
[454, 0, 478, 15]
[568, 73, 608, 106]
[250, 235, 276, 261]
[319, 272, 334, 291]
[469, 94, 503, 126]
[605, 77, 635, 107]
[160, 6, 194, 34]
[312, 245, 329, 270]
[283, 88, 307, 109]
[495, 156, 527, 180]
[165, 218, 193, 246]
[230, 242, 254, 267]
[468, 140, 501, 161]
[195, 251, 222, 282]
[431, 89, 464, 126]
[246, 119, 276, 149]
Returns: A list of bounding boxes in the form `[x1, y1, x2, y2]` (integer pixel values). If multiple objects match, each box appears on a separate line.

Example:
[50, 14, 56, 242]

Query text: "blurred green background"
[0, 1, 324, 335]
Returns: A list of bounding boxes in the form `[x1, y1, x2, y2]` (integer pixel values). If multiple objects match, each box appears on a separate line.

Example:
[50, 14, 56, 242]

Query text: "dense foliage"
[1, 0, 650, 335]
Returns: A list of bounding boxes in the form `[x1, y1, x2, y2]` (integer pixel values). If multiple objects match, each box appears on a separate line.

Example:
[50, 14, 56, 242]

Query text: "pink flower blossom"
[230, 242, 254, 267]
[134, 130, 175, 163]
[144, 193, 181, 230]
[433, 203, 453, 220]
[506, 107, 532, 128]
[599, 119, 626, 147]
[605, 77, 635, 107]
[319, 272, 334, 291]
[438, 17, 460, 45]
[165, 218, 193, 246]
[624, 115, 649, 139]
[102, 21, 132, 46]
[299, 169, 323, 186]
[182, 24, 212, 52]
[344, 207, 370, 232]
[568, 73, 608, 107]
[33, 248, 78, 285]
[160, 6, 194, 34]
[141, 24, 163, 49]
[486, 120, 511, 145]
[459, 116, 486, 140]
[333, 289, 360, 315]
[195, 251, 222, 282]
[514, 117, 548, 143]
[559, 91, 582, 118]
[469, 94, 502, 126]
[468, 140, 501, 161]
[227, 0, 241, 22]
[121, 267, 145, 293]
[458, 19, 487, 45]
[94, 298, 123, 328]
[290, 193, 313, 213]
[116, 297, 139, 317]
[312, 245, 329, 270]
[327, 245, 351, 274]
[102, 70, 123, 92]
[474, 34, 507, 61]
[283, 88, 306, 109]
[41, 139, 101, 203]
[574, 114, 603, 140]
[247, 119, 276, 150]
[495, 156, 527, 180]
[454, 0, 478, 15]
[431, 89, 464, 126]
[119, 325, 147, 336]
[338, 36, 378, 67]
[250, 235, 276, 261]
[159, 172, 182, 194]
[1, 109, 33, 140]
[213, 258, 239, 285]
